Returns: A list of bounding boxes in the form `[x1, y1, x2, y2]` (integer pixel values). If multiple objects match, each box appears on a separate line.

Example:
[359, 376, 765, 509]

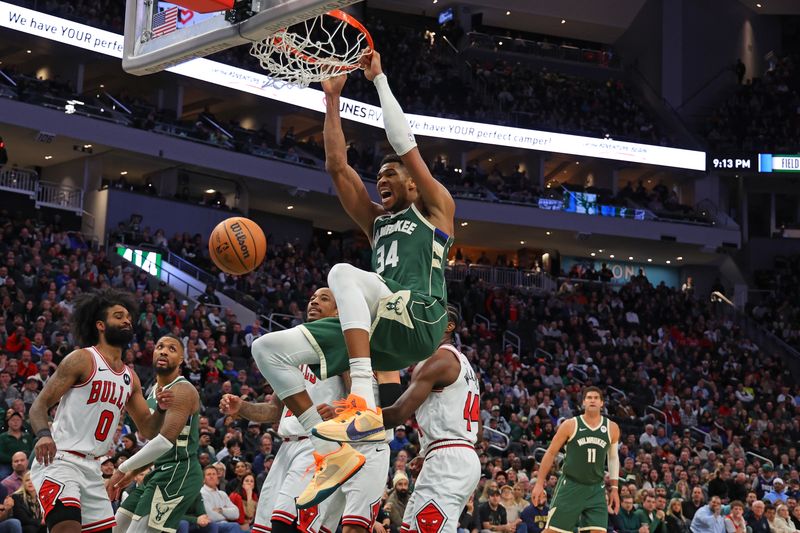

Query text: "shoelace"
[303, 452, 327, 480]
[330, 397, 361, 422]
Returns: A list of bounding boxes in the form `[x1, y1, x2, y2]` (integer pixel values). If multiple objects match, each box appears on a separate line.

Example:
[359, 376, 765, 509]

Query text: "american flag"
[152, 6, 178, 38]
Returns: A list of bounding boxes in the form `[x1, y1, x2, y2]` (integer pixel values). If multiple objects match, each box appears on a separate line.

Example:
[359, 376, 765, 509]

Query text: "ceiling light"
[628, 256, 633, 260]
[647, 258, 652, 262]
[676, 256, 683, 261]
[120, 171, 128, 175]
[287, 205, 294, 210]
[576, 161, 580, 165]
[44, 155, 52, 160]
[666, 260, 671, 264]
[498, 41, 503, 46]
[598, 249, 603, 253]
[205, 188, 215, 193]
[327, 231, 332, 235]
[590, 252, 596, 257]
[100, 84, 104, 88]
[756, 2, 762, 7]
[83, 144, 92, 149]
[505, 10, 511, 15]
[561, 19, 566, 24]
[520, 241, 525, 245]
[610, 254, 615, 258]
[460, 222, 469, 227]
[546, 231, 551, 236]
[433, 0, 437, 3]
[26, 50, 31, 54]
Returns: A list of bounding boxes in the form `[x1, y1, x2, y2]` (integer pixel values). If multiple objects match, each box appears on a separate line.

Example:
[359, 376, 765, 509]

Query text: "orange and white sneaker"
[311, 394, 386, 443]
[296, 443, 365, 509]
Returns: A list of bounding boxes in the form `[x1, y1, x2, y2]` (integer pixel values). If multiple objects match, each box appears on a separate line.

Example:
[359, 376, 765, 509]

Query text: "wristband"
[610, 486, 619, 490]
[36, 429, 52, 439]
[156, 405, 167, 414]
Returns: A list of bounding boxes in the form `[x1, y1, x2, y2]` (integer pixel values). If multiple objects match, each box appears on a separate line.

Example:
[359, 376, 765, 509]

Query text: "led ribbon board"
[117, 245, 162, 276]
[0, 1, 707, 171]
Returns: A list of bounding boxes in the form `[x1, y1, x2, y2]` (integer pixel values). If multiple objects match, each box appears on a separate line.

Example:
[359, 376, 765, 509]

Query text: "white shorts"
[252, 439, 341, 533]
[30, 452, 116, 532]
[324, 443, 391, 531]
[400, 444, 480, 533]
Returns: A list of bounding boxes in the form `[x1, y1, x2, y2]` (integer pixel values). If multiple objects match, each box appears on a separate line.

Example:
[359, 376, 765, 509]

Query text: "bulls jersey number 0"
[52, 346, 133, 456]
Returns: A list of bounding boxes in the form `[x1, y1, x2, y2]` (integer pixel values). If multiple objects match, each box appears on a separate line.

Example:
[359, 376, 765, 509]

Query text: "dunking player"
[222, 288, 395, 533]
[251, 48, 455, 508]
[531, 387, 621, 533]
[381, 305, 481, 533]
[113, 335, 202, 533]
[29, 289, 168, 533]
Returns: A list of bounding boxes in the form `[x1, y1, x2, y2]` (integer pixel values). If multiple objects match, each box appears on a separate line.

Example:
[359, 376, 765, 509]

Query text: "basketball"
[208, 217, 267, 275]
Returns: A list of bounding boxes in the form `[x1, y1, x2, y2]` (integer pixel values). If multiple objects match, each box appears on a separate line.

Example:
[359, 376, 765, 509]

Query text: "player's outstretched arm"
[531, 418, 575, 505]
[321, 74, 384, 239]
[360, 50, 456, 235]
[125, 371, 167, 440]
[382, 350, 460, 427]
[30, 349, 93, 465]
[220, 393, 282, 423]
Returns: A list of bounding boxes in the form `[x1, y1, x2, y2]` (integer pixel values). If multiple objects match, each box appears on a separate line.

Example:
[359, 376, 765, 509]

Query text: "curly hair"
[71, 288, 138, 347]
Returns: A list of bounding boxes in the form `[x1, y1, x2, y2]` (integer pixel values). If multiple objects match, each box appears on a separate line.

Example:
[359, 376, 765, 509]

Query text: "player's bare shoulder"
[50, 347, 96, 385]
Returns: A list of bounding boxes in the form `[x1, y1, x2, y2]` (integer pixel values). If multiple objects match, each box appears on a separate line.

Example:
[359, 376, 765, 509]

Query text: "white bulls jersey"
[278, 365, 345, 438]
[51, 346, 133, 456]
[415, 344, 480, 453]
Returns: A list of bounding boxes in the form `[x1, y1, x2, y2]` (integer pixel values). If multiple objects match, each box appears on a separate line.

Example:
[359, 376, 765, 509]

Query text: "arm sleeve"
[373, 73, 416, 156]
[118, 433, 173, 473]
[607, 442, 620, 481]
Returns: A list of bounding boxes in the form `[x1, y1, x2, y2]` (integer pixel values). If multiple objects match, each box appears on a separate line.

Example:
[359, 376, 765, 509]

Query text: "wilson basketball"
[209, 217, 267, 276]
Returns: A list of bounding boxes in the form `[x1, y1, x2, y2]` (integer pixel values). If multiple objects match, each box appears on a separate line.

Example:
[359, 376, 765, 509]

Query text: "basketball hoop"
[250, 10, 373, 88]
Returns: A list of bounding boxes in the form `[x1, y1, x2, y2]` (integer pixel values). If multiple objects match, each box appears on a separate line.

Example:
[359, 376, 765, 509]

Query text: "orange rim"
[270, 9, 373, 72]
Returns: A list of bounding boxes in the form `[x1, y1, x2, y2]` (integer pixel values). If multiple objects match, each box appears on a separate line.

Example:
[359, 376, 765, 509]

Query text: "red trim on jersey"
[425, 443, 476, 455]
[91, 346, 126, 375]
[272, 510, 296, 525]
[72, 350, 97, 388]
[342, 516, 371, 528]
[320, 527, 332, 533]
[82, 517, 116, 532]
[252, 524, 271, 533]
[427, 438, 472, 446]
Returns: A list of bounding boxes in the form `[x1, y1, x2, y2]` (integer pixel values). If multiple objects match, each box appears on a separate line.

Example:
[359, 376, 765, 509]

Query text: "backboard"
[122, 0, 362, 76]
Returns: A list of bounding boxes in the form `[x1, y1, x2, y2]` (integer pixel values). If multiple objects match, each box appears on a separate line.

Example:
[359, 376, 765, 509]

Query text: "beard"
[104, 324, 134, 347]
[155, 361, 179, 376]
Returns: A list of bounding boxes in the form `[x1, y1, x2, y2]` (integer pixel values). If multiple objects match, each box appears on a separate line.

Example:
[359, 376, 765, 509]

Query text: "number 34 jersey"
[414, 344, 480, 453]
[51, 346, 133, 457]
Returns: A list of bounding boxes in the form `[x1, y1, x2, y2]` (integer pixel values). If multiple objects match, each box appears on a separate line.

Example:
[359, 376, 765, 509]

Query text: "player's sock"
[350, 358, 377, 410]
[298, 408, 340, 455]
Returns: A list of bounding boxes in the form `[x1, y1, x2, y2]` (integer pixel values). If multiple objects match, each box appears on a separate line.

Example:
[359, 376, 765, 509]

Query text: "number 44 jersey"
[414, 344, 480, 454]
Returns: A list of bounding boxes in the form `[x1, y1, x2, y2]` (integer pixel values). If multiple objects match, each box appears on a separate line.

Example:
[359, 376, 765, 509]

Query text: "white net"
[250, 11, 372, 88]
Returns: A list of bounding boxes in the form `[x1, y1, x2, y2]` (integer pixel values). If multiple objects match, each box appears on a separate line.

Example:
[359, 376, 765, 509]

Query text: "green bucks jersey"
[561, 415, 612, 484]
[147, 376, 199, 467]
[372, 203, 453, 303]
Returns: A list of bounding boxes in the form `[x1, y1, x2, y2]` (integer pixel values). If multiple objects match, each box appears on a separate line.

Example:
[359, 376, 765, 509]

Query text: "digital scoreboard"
[758, 154, 800, 173]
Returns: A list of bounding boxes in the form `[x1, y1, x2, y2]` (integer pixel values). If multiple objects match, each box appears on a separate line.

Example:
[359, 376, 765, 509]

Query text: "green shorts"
[546, 476, 607, 533]
[302, 278, 448, 378]
[119, 460, 203, 533]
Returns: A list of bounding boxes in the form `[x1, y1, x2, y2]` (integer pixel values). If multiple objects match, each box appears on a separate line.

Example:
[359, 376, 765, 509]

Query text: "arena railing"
[746, 451, 774, 468]
[483, 426, 510, 452]
[645, 405, 670, 435]
[466, 32, 619, 68]
[503, 330, 521, 356]
[446, 264, 556, 292]
[0, 167, 37, 197]
[36, 181, 83, 213]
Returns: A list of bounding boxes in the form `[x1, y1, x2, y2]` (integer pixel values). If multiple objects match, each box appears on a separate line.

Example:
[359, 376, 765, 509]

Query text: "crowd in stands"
[1, 212, 799, 533]
[7, 0, 673, 147]
[706, 54, 800, 153]
[750, 254, 800, 350]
